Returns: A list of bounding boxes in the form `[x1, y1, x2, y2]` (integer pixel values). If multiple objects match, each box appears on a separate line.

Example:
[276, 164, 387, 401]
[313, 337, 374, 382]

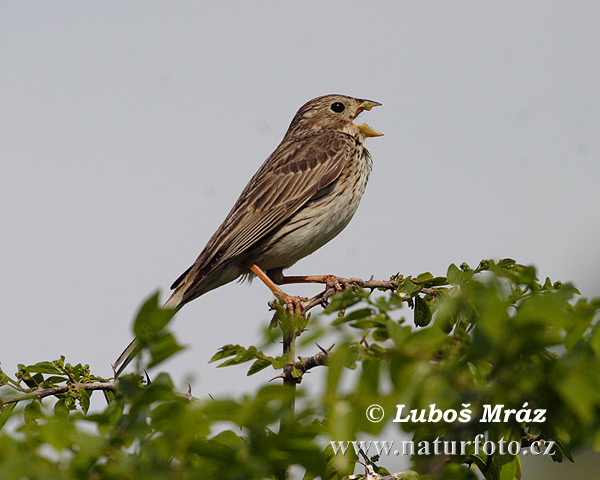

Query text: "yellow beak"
[356, 123, 384, 137]
[354, 100, 383, 137]
[357, 100, 382, 111]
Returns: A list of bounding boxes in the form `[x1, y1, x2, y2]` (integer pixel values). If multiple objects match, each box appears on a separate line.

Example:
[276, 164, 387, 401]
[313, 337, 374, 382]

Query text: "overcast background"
[2, 2, 599, 477]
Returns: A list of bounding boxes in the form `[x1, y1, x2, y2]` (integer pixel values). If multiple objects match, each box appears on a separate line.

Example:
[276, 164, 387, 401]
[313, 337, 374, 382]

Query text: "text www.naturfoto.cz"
[330, 437, 556, 457]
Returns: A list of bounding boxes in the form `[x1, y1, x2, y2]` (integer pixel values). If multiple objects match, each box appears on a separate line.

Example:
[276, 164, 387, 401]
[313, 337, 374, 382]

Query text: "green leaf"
[414, 272, 434, 283]
[332, 308, 373, 325]
[447, 263, 473, 285]
[552, 437, 575, 463]
[147, 333, 185, 369]
[588, 322, 600, 356]
[79, 390, 91, 414]
[102, 389, 116, 405]
[498, 454, 519, 480]
[133, 291, 176, 340]
[413, 272, 447, 287]
[372, 327, 389, 341]
[210, 344, 245, 362]
[0, 402, 16, 428]
[555, 365, 600, 421]
[397, 279, 423, 296]
[325, 290, 365, 313]
[497, 258, 516, 268]
[22, 372, 45, 389]
[26, 361, 63, 375]
[469, 456, 485, 479]
[349, 315, 389, 330]
[326, 343, 353, 395]
[414, 296, 432, 327]
[39, 376, 68, 385]
[39, 416, 75, 451]
[24, 401, 42, 425]
[54, 398, 70, 418]
[0, 370, 10, 387]
[247, 358, 272, 376]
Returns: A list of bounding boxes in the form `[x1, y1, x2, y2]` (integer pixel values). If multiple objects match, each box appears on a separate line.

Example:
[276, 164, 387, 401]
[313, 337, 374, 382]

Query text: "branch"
[1, 380, 199, 408]
[270, 344, 332, 384]
[1, 381, 116, 408]
[302, 277, 405, 313]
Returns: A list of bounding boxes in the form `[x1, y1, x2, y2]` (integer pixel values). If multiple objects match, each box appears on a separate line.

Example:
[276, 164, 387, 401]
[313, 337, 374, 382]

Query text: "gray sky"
[2, 1, 599, 474]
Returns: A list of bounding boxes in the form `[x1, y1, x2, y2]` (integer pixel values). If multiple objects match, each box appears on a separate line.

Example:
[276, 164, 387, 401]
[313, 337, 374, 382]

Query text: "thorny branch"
[0, 379, 199, 408]
[271, 344, 332, 384]
[269, 276, 410, 314]
[305, 278, 405, 311]
[0, 381, 115, 408]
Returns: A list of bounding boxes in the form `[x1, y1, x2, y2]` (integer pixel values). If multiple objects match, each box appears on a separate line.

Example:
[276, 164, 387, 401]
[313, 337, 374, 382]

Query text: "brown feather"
[172, 131, 353, 291]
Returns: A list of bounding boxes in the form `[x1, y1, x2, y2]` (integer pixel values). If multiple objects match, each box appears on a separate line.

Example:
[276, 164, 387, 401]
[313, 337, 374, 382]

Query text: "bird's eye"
[330, 102, 345, 113]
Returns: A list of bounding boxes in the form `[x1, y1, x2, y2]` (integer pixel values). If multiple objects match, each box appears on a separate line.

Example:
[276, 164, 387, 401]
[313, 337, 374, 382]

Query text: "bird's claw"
[323, 275, 362, 291]
[285, 295, 304, 316]
[273, 292, 304, 316]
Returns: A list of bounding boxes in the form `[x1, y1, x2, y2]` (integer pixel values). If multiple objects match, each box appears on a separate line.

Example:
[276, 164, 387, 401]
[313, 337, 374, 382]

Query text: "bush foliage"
[1, 259, 599, 479]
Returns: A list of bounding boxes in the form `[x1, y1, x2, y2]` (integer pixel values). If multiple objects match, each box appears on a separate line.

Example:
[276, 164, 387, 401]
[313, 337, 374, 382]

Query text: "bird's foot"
[278, 293, 304, 316]
[279, 274, 363, 292]
[320, 275, 363, 291]
[248, 263, 306, 316]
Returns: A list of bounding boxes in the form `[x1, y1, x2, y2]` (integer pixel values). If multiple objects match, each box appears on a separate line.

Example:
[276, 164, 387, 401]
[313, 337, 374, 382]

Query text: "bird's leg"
[247, 263, 304, 315]
[274, 273, 361, 292]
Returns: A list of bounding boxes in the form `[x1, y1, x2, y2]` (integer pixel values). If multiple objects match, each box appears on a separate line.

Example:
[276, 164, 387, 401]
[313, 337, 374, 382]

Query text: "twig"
[178, 384, 196, 402]
[1, 380, 199, 408]
[268, 276, 414, 316]
[270, 344, 333, 384]
[280, 312, 298, 480]
[1, 381, 116, 407]
[302, 278, 405, 312]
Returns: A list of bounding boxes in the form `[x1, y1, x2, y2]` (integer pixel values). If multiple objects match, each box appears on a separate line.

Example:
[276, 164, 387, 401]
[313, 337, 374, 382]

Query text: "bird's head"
[286, 94, 383, 139]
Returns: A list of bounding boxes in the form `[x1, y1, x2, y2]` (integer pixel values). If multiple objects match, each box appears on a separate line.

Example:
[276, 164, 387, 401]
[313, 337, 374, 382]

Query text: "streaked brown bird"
[114, 94, 382, 375]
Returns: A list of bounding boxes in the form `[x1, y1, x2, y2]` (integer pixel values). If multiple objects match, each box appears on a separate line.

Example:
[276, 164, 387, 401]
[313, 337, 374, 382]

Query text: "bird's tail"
[113, 337, 140, 378]
[112, 290, 184, 378]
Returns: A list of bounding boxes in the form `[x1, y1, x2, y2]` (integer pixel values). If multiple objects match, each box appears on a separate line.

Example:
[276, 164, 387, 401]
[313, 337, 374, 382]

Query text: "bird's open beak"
[354, 100, 383, 137]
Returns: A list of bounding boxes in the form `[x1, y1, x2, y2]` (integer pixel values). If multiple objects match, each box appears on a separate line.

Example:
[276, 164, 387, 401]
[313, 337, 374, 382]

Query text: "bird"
[113, 94, 382, 376]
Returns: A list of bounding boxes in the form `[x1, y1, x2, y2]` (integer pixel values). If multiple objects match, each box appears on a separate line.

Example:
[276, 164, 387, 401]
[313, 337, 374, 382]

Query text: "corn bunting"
[114, 94, 382, 375]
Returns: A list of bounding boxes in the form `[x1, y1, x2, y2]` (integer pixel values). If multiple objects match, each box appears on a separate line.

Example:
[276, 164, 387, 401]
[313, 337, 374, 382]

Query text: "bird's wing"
[171, 131, 353, 290]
